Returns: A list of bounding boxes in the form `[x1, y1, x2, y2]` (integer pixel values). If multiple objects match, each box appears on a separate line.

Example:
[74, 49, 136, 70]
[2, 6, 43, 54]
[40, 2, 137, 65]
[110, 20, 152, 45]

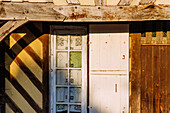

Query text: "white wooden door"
[50, 25, 87, 113]
[89, 24, 129, 113]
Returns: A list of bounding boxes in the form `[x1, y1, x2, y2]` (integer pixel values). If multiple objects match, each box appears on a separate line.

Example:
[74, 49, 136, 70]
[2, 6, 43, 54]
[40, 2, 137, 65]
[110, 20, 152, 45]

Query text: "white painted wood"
[11, 0, 23, 2]
[53, 0, 68, 5]
[90, 70, 127, 75]
[50, 34, 56, 113]
[89, 24, 129, 113]
[89, 24, 129, 71]
[89, 75, 121, 113]
[81, 35, 87, 113]
[79, 0, 95, 5]
[120, 32, 129, 70]
[67, 0, 80, 4]
[120, 76, 128, 113]
[155, 0, 170, 5]
[28, 0, 47, 2]
[89, 33, 121, 70]
[130, 0, 140, 5]
[50, 26, 87, 113]
[106, 0, 120, 5]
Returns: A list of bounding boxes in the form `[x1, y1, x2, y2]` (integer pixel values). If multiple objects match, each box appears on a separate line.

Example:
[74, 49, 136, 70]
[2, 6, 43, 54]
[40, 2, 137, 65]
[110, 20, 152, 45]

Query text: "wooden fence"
[129, 21, 170, 113]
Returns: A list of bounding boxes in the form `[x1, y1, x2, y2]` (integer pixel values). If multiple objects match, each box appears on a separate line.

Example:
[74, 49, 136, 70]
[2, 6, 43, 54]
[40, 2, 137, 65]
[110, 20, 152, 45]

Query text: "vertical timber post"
[129, 33, 141, 113]
[0, 41, 5, 113]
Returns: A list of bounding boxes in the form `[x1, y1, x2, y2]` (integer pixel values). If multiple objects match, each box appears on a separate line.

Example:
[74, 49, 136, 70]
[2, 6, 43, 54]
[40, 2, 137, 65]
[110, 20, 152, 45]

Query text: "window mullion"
[67, 35, 70, 113]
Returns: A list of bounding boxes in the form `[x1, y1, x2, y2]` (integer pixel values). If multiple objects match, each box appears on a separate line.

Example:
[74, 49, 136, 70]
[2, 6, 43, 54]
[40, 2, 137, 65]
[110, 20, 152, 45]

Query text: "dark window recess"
[163, 32, 167, 37]
[141, 32, 146, 37]
[152, 32, 156, 37]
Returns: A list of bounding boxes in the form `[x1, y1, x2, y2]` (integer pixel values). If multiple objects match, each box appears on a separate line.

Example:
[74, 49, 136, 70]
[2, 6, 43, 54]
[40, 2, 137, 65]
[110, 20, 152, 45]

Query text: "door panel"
[90, 75, 120, 113]
[89, 24, 129, 113]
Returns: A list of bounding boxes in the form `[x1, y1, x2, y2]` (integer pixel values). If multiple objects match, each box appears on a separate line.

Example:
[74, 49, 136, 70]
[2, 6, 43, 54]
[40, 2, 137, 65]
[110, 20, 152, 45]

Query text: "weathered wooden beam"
[0, 20, 28, 42]
[54, 4, 170, 22]
[0, 3, 65, 21]
[0, 3, 170, 22]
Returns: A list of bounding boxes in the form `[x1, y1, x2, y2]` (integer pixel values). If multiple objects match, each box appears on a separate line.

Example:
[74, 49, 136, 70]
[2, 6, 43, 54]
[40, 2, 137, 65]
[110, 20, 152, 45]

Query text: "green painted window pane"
[70, 52, 82, 68]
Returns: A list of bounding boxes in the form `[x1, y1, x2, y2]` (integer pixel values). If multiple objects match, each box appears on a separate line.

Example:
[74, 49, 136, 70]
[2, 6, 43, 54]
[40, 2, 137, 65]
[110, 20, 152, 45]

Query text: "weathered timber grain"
[160, 46, 166, 113]
[39, 34, 49, 113]
[167, 46, 170, 113]
[141, 46, 147, 113]
[0, 20, 28, 42]
[118, 0, 133, 6]
[153, 46, 160, 113]
[0, 3, 169, 22]
[139, 0, 155, 5]
[54, 5, 170, 22]
[147, 46, 153, 113]
[129, 33, 141, 113]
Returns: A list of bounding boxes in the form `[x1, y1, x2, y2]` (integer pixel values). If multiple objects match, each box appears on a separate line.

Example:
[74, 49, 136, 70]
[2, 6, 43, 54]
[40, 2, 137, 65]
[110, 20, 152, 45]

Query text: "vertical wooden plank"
[146, 32, 152, 44]
[0, 41, 5, 113]
[156, 31, 163, 44]
[159, 46, 166, 113]
[164, 46, 168, 113]
[39, 34, 49, 113]
[151, 46, 154, 113]
[167, 46, 170, 113]
[129, 33, 141, 113]
[153, 46, 160, 113]
[141, 46, 148, 113]
[147, 46, 153, 113]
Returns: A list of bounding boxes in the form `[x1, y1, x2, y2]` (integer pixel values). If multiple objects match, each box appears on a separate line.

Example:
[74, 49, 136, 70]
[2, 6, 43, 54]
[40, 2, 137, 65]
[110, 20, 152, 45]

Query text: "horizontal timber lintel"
[0, 3, 170, 22]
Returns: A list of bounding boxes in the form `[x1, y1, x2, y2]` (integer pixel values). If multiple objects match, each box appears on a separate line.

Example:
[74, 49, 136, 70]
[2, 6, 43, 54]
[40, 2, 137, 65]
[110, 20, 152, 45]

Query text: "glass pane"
[69, 88, 81, 103]
[56, 88, 68, 102]
[70, 70, 82, 86]
[56, 35, 68, 50]
[56, 70, 68, 85]
[70, 105, 81, 112]
[56, 52, 68, 68]
[70, 36, 82, 50]
[70, 52, 82, 68]
[56, 104, 68, 113]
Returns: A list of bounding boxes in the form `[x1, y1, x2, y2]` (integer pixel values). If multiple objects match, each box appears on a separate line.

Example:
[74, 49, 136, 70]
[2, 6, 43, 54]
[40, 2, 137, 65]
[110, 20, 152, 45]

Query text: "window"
[50, 29, 87, 113]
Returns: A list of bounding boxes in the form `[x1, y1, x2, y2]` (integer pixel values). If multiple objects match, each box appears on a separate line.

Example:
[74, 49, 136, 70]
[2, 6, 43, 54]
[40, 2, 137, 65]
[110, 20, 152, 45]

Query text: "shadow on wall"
[1, 22, 49, 113]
